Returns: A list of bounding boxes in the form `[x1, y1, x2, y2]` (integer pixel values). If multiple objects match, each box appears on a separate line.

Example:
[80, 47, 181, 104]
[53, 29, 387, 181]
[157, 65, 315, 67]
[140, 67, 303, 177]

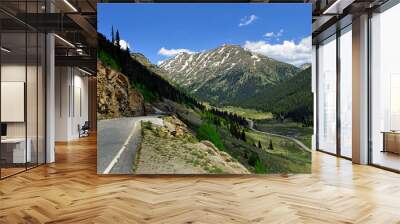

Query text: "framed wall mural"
[97, 3, 312, 174]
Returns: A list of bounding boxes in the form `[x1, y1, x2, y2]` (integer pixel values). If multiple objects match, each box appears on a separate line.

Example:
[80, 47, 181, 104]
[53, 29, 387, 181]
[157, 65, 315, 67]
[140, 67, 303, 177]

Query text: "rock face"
[97, 61, 145, 119]
[159, 44, 299, 106]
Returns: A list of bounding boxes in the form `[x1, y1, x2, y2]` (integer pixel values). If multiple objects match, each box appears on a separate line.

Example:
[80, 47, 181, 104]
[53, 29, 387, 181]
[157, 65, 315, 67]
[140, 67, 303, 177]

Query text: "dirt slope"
[134, 116, 250, 174]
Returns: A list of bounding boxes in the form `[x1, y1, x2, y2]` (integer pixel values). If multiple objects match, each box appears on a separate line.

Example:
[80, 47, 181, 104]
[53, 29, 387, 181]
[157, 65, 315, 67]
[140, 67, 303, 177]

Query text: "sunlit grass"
[246, 130, 311, 163]
[254, 120, 312, 149]
[220, 106, 273, 120]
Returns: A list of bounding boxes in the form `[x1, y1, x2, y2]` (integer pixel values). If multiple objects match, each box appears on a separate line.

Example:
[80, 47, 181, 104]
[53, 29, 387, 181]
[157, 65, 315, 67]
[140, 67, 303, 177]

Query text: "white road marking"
[103, 121, 139, 174]
[101, 116, 164, 174]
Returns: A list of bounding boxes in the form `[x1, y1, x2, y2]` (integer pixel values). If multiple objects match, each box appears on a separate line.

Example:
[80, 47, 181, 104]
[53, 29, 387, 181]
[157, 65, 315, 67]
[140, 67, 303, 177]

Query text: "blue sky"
[98, 3, 312, 66]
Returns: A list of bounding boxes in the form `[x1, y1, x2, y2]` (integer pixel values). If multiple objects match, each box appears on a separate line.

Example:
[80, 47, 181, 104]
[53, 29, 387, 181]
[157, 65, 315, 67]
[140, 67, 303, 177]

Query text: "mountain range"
[159, 44, 300, 106]
[129, 44, 312, 122]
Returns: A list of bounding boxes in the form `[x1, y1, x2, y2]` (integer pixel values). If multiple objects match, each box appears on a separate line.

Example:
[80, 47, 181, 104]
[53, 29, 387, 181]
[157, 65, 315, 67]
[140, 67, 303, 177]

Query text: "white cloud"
[264, 29, 284, 38]
[265, 32, 274, 37]
[239, 14, 258, 27]
[119, 39, 131, 50]
[158, 47, 196, 57]
[157, 60, 164, 65]
[243, 36, 311, 66]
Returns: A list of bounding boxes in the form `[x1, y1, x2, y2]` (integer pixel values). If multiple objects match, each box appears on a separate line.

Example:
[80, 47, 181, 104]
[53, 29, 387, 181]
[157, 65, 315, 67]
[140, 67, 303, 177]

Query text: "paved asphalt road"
[97, 116, 163, 174]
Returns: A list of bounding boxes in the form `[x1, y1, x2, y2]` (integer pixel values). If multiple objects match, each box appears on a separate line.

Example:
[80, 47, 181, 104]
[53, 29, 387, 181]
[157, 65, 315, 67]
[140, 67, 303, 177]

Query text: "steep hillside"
[131, 52, 152, 67]
[97, 60, 145, 119]
[159, 44, 299, 106]
[131, 52, 169, 77]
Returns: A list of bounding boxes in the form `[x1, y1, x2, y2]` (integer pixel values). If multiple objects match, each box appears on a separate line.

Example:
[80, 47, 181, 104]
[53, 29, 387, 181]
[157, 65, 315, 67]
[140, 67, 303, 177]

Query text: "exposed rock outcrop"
[97, 61, 145, 119]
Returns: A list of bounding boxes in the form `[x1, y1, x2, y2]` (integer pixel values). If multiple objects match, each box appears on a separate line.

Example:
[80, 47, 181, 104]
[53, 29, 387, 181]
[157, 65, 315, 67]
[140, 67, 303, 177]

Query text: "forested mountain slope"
[244, 68, 313, 124]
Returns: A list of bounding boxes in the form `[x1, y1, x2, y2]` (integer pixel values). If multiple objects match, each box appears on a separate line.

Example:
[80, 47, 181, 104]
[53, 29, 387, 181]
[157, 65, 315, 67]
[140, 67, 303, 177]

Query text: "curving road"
[247, 120, 311, 153]
[97, 116, 163, 174]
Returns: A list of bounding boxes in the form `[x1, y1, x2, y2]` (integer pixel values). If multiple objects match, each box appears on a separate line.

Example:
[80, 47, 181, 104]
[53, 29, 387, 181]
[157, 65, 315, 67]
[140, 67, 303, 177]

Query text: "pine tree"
[258, 141, 262, 149]
[116, 30, 120, 48]
[241, 130, 246, 142]
[268, 139, 273, 150]
[111, 26, 115, 44]
[230, 122, 240, 139]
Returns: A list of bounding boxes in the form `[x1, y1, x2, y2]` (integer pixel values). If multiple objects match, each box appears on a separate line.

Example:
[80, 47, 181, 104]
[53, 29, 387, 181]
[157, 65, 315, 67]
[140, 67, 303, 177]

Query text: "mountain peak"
[220, 43, 241, 49]
[159, 44, 300, 106]
[299, 63, 311, 70]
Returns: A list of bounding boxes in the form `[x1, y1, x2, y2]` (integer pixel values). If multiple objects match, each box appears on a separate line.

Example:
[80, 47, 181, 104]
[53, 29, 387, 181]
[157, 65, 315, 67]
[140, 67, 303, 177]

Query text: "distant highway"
[247, 120, 311, 153]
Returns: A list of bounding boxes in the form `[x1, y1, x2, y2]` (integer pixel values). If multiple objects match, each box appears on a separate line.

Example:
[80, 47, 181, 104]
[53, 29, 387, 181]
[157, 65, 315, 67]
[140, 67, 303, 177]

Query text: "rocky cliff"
[97, 61, 145, 119]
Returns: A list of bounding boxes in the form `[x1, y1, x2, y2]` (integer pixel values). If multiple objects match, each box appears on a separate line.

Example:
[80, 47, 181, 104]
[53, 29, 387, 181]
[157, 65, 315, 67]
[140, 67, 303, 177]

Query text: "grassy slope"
[246, 130, 311, 172]
[220, 106, 272, 120]
[196, 123, 226, 151]
[254, 120, 312, 149]
[98, 49, 121, 71]
[219, 128, 310, 173]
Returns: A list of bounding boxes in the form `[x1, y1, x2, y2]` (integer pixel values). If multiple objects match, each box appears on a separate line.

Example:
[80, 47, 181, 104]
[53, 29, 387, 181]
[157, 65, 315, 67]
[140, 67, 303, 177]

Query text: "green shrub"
[197, 123, 225, 151]
[98, 50, 121, 71]
[142, 121, 153, 130]
[254, 160, 267, 174]
[248, 151, 259, 167]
